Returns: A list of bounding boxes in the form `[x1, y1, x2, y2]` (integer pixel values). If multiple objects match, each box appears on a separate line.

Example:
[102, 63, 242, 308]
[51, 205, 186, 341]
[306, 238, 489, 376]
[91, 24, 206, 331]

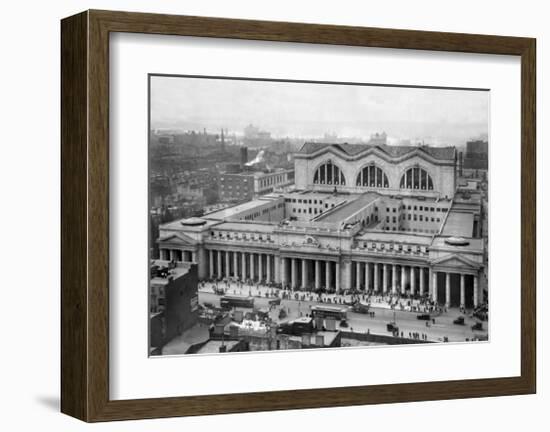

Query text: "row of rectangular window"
[285, 198, 324, 205]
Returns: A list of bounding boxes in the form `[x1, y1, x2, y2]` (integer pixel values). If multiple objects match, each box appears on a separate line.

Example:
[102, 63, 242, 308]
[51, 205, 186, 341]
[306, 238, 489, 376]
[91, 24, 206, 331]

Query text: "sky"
[150, 75, 489, 146]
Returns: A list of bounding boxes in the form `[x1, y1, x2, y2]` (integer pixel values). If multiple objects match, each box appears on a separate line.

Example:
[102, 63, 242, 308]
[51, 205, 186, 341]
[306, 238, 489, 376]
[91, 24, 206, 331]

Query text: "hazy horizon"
[150, 75, 489, 147]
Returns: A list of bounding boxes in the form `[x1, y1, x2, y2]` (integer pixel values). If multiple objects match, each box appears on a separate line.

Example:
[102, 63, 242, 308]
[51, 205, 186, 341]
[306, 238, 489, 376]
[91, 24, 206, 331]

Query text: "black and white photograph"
[148, 75, 489, 356]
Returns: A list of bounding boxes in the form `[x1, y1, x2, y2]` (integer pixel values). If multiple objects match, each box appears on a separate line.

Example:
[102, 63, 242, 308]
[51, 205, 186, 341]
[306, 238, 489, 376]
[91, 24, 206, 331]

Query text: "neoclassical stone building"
[157, 142, 485, 308]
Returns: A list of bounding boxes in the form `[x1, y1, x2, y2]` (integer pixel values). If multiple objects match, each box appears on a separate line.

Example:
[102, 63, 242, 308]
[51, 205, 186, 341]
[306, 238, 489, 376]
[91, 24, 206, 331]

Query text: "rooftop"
[150, 260, 191, 285]
[212, 221, 275, 233]
[204, 197, 279, 220]
[316, 193, 380, 223]
[441, 211, 475, 237]
[431, 236, 484, 253]
[355, 231, 433, 245]
[298, 142, 456, 161]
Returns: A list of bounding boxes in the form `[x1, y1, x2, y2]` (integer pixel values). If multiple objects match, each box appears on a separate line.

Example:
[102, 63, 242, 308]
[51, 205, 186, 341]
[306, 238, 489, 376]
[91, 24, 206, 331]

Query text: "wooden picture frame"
[61, 9, 536, 422]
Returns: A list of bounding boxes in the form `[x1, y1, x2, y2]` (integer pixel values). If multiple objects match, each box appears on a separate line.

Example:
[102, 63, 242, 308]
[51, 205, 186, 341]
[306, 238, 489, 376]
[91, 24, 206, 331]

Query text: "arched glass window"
[355, 164, 390, 188]
[399, 167, 434, 190]
[313, 160, 346, 185]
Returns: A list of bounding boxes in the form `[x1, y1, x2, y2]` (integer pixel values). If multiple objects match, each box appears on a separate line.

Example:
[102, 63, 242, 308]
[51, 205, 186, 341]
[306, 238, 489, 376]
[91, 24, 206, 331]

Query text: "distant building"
[243, 124, 272, 147]
[463, 140, 488, 170]
[368, 132, 387, 146]
[150, 262, 199, 353]
[218, 169, 294, 202]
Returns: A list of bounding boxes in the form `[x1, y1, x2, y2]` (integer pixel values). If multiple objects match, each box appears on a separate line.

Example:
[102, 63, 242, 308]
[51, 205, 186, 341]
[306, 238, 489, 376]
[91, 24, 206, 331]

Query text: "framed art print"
[61, 10, 536, 422]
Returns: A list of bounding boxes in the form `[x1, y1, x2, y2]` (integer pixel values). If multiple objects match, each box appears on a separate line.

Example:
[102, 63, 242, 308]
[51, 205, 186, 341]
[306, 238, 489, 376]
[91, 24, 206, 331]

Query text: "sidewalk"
[199, 281, 438, 315]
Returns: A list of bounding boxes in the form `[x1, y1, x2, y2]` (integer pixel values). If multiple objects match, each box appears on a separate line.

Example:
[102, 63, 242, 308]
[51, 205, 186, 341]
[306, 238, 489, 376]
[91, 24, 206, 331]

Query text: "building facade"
[156, 142, 486, 309]
[219, 169, 294, 202]
[150, 262, 199, 352]
[463, 139, 488, 170]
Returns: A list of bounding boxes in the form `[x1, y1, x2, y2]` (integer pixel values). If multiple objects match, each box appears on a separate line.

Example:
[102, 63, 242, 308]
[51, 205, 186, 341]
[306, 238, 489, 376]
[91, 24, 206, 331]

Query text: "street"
[199, 281, 488, 343]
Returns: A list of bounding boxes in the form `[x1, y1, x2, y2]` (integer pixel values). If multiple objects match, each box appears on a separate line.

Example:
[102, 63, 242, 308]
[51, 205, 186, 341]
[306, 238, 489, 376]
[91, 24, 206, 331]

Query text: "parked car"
[352, 301, 370, 314]
[416, 314, 431, 320]
[387, 322, 398, 332]
[472, 322, 483, 331]
[268, 298, 281, 307]
[453, 316, 465, 325]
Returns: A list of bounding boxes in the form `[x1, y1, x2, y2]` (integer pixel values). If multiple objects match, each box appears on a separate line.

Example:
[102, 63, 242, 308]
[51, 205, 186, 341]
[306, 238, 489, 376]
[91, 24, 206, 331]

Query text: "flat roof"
[441, 211, 474, 237]
[284, 190, 341, 198]
[161, 218, 219, 231]
[316, 193, 380, 223]
[213, 221, 275, 233]
[431, 236, 484, 252]
[150, 260, 191, 284]
[205, 198, 279, 220]
[356, 231, 433, 245]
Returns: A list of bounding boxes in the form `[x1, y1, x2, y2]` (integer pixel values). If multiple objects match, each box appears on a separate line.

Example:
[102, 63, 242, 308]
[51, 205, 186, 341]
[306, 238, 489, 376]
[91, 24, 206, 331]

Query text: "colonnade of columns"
[279, 257, 340, 292]
[352, 261, 427, 296]
[205, 249, 482, 307]
[208, 249, 278, 284]
[159, 248, 195, 263]
[432, 270, 481, 308]
[352, 262, 480, 308]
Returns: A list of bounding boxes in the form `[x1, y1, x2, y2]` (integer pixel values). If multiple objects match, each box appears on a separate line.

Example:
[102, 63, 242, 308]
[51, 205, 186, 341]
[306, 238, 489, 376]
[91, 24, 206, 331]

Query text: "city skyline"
[150, 75, 489, 147]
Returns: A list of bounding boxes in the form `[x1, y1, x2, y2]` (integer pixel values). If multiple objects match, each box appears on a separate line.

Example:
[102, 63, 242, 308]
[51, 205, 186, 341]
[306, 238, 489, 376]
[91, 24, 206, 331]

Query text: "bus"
[220, 295, 255, 309]
[310, 305, 348, 320]
[277, 317, 314, 336]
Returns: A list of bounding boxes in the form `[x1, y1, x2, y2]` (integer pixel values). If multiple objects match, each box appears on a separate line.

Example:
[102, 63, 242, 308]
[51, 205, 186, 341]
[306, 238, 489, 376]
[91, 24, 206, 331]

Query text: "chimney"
[240, 146, 248, 168]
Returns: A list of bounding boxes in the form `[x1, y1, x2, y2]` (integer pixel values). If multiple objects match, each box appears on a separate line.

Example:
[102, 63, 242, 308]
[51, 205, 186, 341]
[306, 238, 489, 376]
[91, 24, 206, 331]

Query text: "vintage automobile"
[416, 313, 431, 320]
[268, 297, 281, 307]
[386, 322, 398, 332]
[339, 319, 349, 328]
[352, 301, 370, 314]
[453, 316, 465, 325]
[472, 322, 483, 331]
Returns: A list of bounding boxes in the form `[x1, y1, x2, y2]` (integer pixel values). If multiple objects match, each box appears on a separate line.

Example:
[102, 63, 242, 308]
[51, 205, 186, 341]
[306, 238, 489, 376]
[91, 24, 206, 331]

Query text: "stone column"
[419, 268, 425, 296]
[233, 251, 238, 278]
[445, 272, 451, 307]
[275, 256, 281, 284]
[374, 263, 379, 292]
[301, 259, 307, 290]
[291, 258, 297, 289]
[411, 266, 416, 295]
[460, 274, 465, 307]
[241, 252, 247, 280]
[364, 262, 370, 291]
[266, 255, 271, 283]
[383, 264, 388, 293]
[335, 261, 340, 292]
[225, 251, 230, 278]
[401, 265, 406, 295]
[392, 264, 397, 293]
[209, 250, 214, 278]
[315, 260, 321, 290]
[356, 262, 361, 290]
[432, 271, 438, 303]
[325, 261, 331, 291]
[281, 257, 287, 285]
[250, 253, 255, 281]
[473, 275, 479, 307]
[217, 250, 222, 278]
[258, 254, 263, 282]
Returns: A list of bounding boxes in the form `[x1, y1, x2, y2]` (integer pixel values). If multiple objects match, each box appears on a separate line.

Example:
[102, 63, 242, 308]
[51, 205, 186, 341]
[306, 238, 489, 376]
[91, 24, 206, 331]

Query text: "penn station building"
[157, 142, 486, 308]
